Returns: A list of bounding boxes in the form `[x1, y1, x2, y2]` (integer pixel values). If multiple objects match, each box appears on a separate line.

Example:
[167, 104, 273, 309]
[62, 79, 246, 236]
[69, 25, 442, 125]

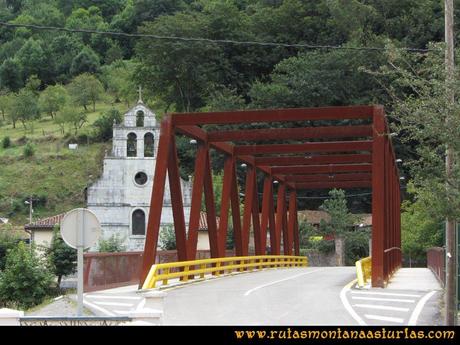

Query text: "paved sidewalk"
[387, 268, 442, 291]
[26, 296, 94, 316]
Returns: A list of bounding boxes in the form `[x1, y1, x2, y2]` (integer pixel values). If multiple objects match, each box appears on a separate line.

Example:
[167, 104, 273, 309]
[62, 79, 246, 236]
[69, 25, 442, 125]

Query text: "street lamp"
[189, 139, 197, 145]
[240, 163, 247, 168]
[24, 198, 33, 224]
[396, 159, 403, 163]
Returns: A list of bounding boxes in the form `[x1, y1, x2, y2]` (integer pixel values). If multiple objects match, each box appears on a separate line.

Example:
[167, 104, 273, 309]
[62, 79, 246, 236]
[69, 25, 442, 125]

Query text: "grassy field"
[0, 101, 125, 225]
[0, 102, 126, 142]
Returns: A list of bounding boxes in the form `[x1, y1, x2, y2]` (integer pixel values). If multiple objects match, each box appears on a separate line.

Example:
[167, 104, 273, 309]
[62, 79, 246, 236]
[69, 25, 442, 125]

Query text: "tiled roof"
[297, 210, 372, 226]
[297, 210, 331, 224]
[24, 213, 66, 229]
[24, 211, 219, 231]
[198, 211, 220, 230]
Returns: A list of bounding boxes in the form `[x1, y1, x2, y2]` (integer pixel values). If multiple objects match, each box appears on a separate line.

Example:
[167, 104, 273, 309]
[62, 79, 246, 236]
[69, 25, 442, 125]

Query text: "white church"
[86, 94, 192, 251]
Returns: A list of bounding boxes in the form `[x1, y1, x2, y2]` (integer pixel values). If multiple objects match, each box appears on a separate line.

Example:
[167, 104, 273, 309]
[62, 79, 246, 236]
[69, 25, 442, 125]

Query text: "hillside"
[0, 101, 126, 226]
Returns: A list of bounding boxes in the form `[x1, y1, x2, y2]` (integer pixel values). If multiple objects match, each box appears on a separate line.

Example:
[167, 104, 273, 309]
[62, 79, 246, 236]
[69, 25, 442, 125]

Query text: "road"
[82, 267, 441, 325]
[163, 267, 357, 325]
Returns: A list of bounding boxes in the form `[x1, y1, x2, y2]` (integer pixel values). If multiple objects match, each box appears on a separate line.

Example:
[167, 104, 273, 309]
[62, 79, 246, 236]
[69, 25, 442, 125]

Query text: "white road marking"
[364, 314, 404, 324]
[244, 269, 324, 296]
[352, 296, 415, 303]
[352, 304, 410, 312]
[86, 295, 141, 300]
[350, 290, 421, 298]
[83, 299, 116, 317]
[92, 301, 134, 307]
[340, 279, 366, 326]
[408, 291, 437, 325]
[114, 310, 131, 314]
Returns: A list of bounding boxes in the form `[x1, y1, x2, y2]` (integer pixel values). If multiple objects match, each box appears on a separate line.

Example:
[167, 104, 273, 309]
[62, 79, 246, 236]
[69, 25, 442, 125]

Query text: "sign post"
[60, 208, 101, 316]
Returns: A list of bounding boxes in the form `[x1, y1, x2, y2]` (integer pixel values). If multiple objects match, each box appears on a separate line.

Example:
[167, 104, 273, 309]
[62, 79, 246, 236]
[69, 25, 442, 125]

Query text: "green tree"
[55, 106, 87, 134]
[16, 38, 48, 85]
[93, 108, 122, 141]
[319, 189, 361, 266]
[249, 46, 385, 109]
[101, 59, 137, 106]
[401, 184, 443, 266]
[0, 90, 11, 121]
[68, 73, 104, 111]
[38, 84, 68, 119]
[47, 226, 77, 287]
[371, 43, 460, 221]
[0, 58, 23, 92]
[0, 242, 53, 309]
[135, 12, 226, 112]
[0, 225, 20, 271]
[9, 88, 39, 129]
[70, 46, 101, 77]
[49, 35, 84, 83]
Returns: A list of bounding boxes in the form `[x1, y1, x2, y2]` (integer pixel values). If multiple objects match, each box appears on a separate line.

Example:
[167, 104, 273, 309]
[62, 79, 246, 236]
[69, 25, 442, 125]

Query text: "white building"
[87, 97, 192, 251]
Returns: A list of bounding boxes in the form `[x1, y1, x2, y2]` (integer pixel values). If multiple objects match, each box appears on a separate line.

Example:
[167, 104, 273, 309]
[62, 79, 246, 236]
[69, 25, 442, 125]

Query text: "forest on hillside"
[0, 0, 456, 258]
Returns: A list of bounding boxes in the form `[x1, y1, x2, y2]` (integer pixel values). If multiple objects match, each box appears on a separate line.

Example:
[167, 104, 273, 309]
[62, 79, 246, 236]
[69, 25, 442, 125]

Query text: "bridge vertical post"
[260, 176, 273, 254]
[168, 136, 189, 262]
[230, 158, 243, 256]
[140, 117, 173, 287]
[251, 169, 263, 255]
[203, 146, 220, 258]
[372, 106, 385, 287]
[242, 166, 256, 255]
[275, 183, 286, 255]
[288, 189, 297, 255]
[293, 189, 300, 256]
[218, 155, 235, 255]
[187, 142, 207, 260]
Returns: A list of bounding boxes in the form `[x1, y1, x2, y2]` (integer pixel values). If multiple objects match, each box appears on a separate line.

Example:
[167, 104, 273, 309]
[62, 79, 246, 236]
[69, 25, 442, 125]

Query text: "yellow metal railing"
[142, 255, 308, 289]
[355, 256, 371, 288]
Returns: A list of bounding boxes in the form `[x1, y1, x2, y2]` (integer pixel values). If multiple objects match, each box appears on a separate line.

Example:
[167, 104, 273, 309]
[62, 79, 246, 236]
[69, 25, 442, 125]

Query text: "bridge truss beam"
[140, 106, 401, 288]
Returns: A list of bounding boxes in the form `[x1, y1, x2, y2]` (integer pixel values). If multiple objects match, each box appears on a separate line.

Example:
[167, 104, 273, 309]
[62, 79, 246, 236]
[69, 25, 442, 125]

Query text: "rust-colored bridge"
[140, 106, 401, 288]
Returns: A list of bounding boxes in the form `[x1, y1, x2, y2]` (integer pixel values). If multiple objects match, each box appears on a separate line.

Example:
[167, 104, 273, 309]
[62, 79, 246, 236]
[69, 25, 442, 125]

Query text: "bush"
[0, 242, 53, 309]
[23, 143, 35, 157]
[97, 234, 126, 252]
[1, 136, 11, 148]
[159, 225, 176, 250]
[344, 230, 370, 266]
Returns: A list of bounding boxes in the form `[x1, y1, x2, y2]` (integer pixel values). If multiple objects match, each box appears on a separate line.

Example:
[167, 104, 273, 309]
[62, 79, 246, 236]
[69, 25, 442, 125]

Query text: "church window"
[134, 171, 148, 185]
[132, 209, 146, 235]
[136, 110, 144, 127]
[127, 133, 137, 157]
[144, 132, 154, 157]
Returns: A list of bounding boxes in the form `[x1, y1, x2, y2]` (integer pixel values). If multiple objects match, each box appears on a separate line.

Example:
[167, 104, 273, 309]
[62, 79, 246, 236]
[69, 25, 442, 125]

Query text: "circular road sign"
[60, 208, 101, 249]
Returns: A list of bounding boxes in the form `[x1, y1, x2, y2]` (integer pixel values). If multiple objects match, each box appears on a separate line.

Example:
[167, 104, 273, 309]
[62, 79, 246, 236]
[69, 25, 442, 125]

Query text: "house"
[24, 213, 65, 248]
[25, 211, 215, 251]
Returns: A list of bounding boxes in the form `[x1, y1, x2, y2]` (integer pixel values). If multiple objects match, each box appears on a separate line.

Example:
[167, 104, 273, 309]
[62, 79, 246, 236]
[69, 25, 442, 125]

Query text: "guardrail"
[142, 255, 308, 289]
[355, 256, 372, 288]
[427, 247, 445, 287]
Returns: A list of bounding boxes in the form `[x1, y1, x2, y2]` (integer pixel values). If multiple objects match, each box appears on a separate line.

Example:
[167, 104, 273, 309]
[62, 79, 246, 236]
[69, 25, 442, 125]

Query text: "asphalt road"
[162, 267, 357, 325]
[81, 267, 441, 325]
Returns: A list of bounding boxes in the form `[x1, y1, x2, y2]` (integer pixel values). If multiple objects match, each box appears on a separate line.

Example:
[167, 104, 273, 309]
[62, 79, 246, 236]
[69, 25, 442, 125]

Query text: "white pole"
[77, 210, 84, 316]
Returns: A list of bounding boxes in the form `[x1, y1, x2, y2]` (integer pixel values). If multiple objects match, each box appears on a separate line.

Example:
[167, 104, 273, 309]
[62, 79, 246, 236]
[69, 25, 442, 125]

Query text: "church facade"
[87, 98, 192, 251]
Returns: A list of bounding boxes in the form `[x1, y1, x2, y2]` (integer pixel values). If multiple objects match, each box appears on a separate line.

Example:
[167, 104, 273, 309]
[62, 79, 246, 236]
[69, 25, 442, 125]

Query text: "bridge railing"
[142, 255, 307, 289]
[427, 247, 445, 287]
[355, 256, 372, 288]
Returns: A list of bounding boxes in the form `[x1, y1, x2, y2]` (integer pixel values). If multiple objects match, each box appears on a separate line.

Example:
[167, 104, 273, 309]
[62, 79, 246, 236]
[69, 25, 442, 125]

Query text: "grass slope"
[0, 102, 125, 225]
